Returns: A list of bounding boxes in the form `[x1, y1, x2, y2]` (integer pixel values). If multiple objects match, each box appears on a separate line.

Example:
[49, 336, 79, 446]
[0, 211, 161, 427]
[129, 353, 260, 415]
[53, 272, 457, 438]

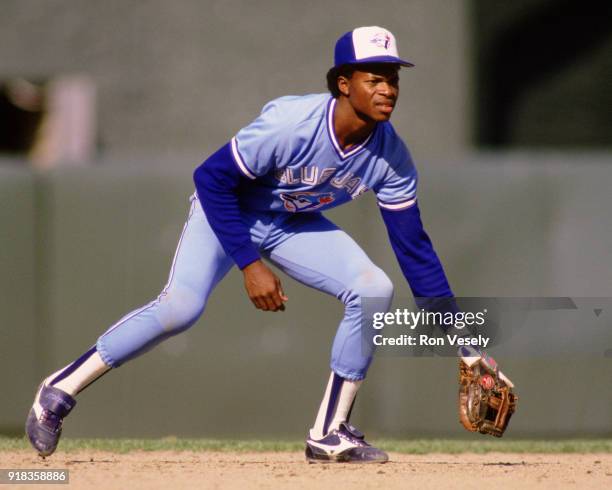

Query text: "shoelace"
[39, 410, 62, 433]
[336, 429, 369, 447]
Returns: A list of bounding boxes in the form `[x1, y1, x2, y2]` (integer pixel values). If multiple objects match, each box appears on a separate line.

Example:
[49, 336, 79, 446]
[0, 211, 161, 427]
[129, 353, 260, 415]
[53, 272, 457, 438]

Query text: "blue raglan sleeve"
[380, 202, 453, 301]
[193, 143, 261, 269]
[193, 99, 288, 269]
[374, 138, 454, 304]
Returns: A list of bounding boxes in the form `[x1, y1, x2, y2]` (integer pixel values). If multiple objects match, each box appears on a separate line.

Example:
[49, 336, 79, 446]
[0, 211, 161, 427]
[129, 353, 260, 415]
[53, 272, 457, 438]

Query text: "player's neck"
[333, 97, 377, 151]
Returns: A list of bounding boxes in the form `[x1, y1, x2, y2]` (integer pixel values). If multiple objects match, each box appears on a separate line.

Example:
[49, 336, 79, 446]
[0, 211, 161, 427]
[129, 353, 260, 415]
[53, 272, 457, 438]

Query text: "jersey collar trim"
[326, 97, 374, 160]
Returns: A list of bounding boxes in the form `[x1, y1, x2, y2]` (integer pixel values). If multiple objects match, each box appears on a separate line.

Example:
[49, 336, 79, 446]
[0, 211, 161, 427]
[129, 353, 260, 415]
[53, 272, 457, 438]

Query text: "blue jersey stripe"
[230, 137, 257, 179]
[325, 97, 375, 160]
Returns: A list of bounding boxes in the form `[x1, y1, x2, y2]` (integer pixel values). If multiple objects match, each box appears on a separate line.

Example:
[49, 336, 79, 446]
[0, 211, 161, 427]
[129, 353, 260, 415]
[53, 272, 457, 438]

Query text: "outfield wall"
[1, 154, 611, 438]
[0, 0, 469, 160]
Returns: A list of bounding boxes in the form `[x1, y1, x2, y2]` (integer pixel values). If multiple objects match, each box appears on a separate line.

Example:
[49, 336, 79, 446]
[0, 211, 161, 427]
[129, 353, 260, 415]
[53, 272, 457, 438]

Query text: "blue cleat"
[305, 423, 388, 463]
[25, 383, 76, 457]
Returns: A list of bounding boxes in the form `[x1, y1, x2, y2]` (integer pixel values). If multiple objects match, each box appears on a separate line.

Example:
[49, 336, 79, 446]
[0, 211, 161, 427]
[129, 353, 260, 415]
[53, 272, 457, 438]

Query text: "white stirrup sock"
[46, 347, 111, 396]
[310, 371, 362, 440]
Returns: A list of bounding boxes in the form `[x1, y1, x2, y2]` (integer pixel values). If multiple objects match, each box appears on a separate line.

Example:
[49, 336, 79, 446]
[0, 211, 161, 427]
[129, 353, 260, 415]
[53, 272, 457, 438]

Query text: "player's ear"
[337, 76, 350, 97]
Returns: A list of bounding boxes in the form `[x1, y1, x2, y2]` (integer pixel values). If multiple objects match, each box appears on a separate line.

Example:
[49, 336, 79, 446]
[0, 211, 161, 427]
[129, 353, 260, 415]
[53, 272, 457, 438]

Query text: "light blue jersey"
[231, 94, 418, 213]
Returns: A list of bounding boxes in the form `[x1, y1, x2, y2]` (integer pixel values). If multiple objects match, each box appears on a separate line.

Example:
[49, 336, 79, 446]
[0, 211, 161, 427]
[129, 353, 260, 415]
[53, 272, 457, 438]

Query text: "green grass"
[2, 437, 612, 454]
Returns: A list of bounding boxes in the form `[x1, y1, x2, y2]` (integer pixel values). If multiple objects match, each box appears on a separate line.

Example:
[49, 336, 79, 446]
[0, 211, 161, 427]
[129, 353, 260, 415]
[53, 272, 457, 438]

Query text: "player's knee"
[156, 284, 205, 334]
[371, 269, 394, 300]
[348, 267, 394, 302]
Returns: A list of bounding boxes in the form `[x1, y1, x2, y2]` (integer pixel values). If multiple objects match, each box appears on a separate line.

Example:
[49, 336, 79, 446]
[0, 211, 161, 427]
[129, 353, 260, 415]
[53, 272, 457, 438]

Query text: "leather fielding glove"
[458, 346, 518, 438]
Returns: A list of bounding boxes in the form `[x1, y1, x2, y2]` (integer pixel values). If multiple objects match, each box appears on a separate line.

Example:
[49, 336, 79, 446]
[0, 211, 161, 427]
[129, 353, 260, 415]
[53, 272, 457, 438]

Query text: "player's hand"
[242, 260, 288, 312]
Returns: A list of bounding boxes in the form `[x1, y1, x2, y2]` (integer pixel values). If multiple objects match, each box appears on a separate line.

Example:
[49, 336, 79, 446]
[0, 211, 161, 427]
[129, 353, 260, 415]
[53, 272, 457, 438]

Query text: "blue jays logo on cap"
[334, 26, 414, 68]
[370, 32, 391, 50]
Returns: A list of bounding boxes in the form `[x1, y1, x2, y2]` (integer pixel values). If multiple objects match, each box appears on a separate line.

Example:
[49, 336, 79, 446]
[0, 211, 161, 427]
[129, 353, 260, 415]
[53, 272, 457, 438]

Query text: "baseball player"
[26, 26, 509, 463]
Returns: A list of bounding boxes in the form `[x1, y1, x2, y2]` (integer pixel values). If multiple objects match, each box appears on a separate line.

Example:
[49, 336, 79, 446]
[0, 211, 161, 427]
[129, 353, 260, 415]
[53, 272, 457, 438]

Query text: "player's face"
[341, 65, 400, 122]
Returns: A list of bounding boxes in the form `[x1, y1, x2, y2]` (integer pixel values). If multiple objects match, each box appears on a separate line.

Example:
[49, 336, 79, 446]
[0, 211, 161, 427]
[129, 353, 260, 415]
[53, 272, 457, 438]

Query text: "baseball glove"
[458, 348, 517, 438]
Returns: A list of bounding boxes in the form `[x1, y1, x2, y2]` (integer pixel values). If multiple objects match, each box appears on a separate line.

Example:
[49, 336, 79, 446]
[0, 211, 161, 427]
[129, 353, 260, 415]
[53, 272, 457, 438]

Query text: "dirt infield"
[2, 451, 611, 489]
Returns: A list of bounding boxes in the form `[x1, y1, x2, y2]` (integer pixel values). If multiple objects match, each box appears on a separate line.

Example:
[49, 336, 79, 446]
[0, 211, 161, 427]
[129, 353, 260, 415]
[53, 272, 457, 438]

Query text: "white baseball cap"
[334, 26, 414, 68]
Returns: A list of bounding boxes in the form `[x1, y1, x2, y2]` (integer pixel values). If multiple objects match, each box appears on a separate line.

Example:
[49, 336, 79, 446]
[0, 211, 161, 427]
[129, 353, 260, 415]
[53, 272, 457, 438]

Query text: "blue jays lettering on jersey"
[230, 94, 418, 213]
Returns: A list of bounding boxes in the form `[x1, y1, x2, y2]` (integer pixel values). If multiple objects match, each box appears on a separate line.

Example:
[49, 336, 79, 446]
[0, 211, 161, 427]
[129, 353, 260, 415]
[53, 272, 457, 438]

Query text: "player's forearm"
[193, 143, 261, 269]
[380, 203, 453, 302]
